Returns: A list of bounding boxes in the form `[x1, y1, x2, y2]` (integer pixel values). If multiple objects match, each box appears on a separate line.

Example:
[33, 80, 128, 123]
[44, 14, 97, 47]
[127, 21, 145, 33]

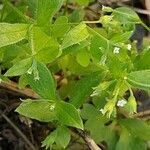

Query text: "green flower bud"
[124, 95, 137, 115]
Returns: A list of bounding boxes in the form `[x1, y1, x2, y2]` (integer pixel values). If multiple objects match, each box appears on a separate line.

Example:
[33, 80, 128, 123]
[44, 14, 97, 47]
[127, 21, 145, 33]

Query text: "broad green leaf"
[90, 35, 105, 61]
[52, 16, 70, 38]
[116, 127, 146, 150]
[69, 8, 85, 23]
[70, 71, 106, 108]
[85, 116, 117, 150]
[62, 23, 89, 49]
[81, 104, 100, 120]
[35, 47, 61, 64]
[55, 126, 70, 148]
[32, 27, 60, 63]
[36, 0, 63, 25]
[127, 70, 150, 91]
[134, 50, 150, 70]
[18, 74, 28, 89]
[27, 62, 56, 100]
[5, 58, 32, 76]
[111, 31, 133, 43]
[15, 99, 56, 122]
[76, 49, 90, 67]
[42, 130, 57, 149]
[120, 118, 150, 140]
[55, 101, 83, 129]
[113, 7, 140, 23]
[0, 23, 28, 48]
[107, 56, 127, 78]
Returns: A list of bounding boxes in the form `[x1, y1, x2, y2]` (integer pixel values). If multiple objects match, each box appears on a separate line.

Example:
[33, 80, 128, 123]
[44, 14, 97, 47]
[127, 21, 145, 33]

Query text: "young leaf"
[120, 118, 150, 140]
[27, 62, 56, 100]
[127, 70, 150, 91]
[62, 23, 89, 49]
[111, 31, 133, 43]
[113, 7, 141, 23]
[36, 0, 64, 25]
[55, 126, 70, 148]
[32, 27, 60, 63]
[70, 71, 106, 108]
[52, 16, 70, 38]
[5, 58, 32, 76]
[76, 49, 90, 67]
[116, 127, 146, 150]
[0, 23, 28, 48]
[15, 99, 56, 122]
[55, 101, 83, 129]
[42, 130, 57, 149]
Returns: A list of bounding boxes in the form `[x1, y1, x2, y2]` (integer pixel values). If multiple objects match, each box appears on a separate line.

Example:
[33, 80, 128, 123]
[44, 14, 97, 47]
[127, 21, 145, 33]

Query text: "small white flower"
[124, 76, 127, 80]
[127, 44, 132, 51]
[113, 47, 120, 54]
[50, 104, 55, 111]
[99, 108, 105, 115]
[117, 99, 127, 107]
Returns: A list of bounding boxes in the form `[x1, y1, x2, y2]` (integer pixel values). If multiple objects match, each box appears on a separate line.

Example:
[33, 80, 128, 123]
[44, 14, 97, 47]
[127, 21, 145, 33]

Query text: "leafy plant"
[0, 1, 150, 149]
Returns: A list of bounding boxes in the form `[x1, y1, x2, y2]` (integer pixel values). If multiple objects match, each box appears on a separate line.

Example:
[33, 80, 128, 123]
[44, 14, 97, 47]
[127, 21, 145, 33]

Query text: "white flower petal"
[113, 47, 120, 54]
[117, 99, 127, 107]
[99, 108, 105, 115]
[127, 44, 132, 51]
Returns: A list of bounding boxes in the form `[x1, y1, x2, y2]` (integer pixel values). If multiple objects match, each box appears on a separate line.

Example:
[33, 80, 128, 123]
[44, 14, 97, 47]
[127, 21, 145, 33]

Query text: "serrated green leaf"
[0, 23, 28, 48]
[56, 101, 83, 129]
[120, 118, 150, 140]
[5, 58, 32, 77]
[127, 70, 150, 91]
[15, 99, 56, 122]
[36, 0, 64, 25]
[42, 130, 57, 149]
[55, 126, 70, 148]
[62, 23, 89, 49]
[70, 71, 105, 108]
[27, 62, 56, 100]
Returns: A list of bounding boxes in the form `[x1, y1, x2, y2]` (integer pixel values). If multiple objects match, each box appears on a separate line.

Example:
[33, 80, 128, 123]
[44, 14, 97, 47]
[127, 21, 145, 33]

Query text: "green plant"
[0, 0, 150, 149]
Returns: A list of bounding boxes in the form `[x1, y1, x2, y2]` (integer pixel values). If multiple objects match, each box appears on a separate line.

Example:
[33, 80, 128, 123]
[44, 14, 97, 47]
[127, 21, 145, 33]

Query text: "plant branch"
[0, 81, 39, 99]
[0, 110, 36, 150]
[0, 80, 102, 150]
[75, 129, 103, 150]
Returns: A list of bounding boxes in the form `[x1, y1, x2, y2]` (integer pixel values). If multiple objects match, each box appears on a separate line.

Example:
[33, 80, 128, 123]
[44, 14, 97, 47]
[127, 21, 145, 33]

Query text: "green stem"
[28, 24, 35, 56]
[83, 20, 100, 24]
[141, 22, 150, 32]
